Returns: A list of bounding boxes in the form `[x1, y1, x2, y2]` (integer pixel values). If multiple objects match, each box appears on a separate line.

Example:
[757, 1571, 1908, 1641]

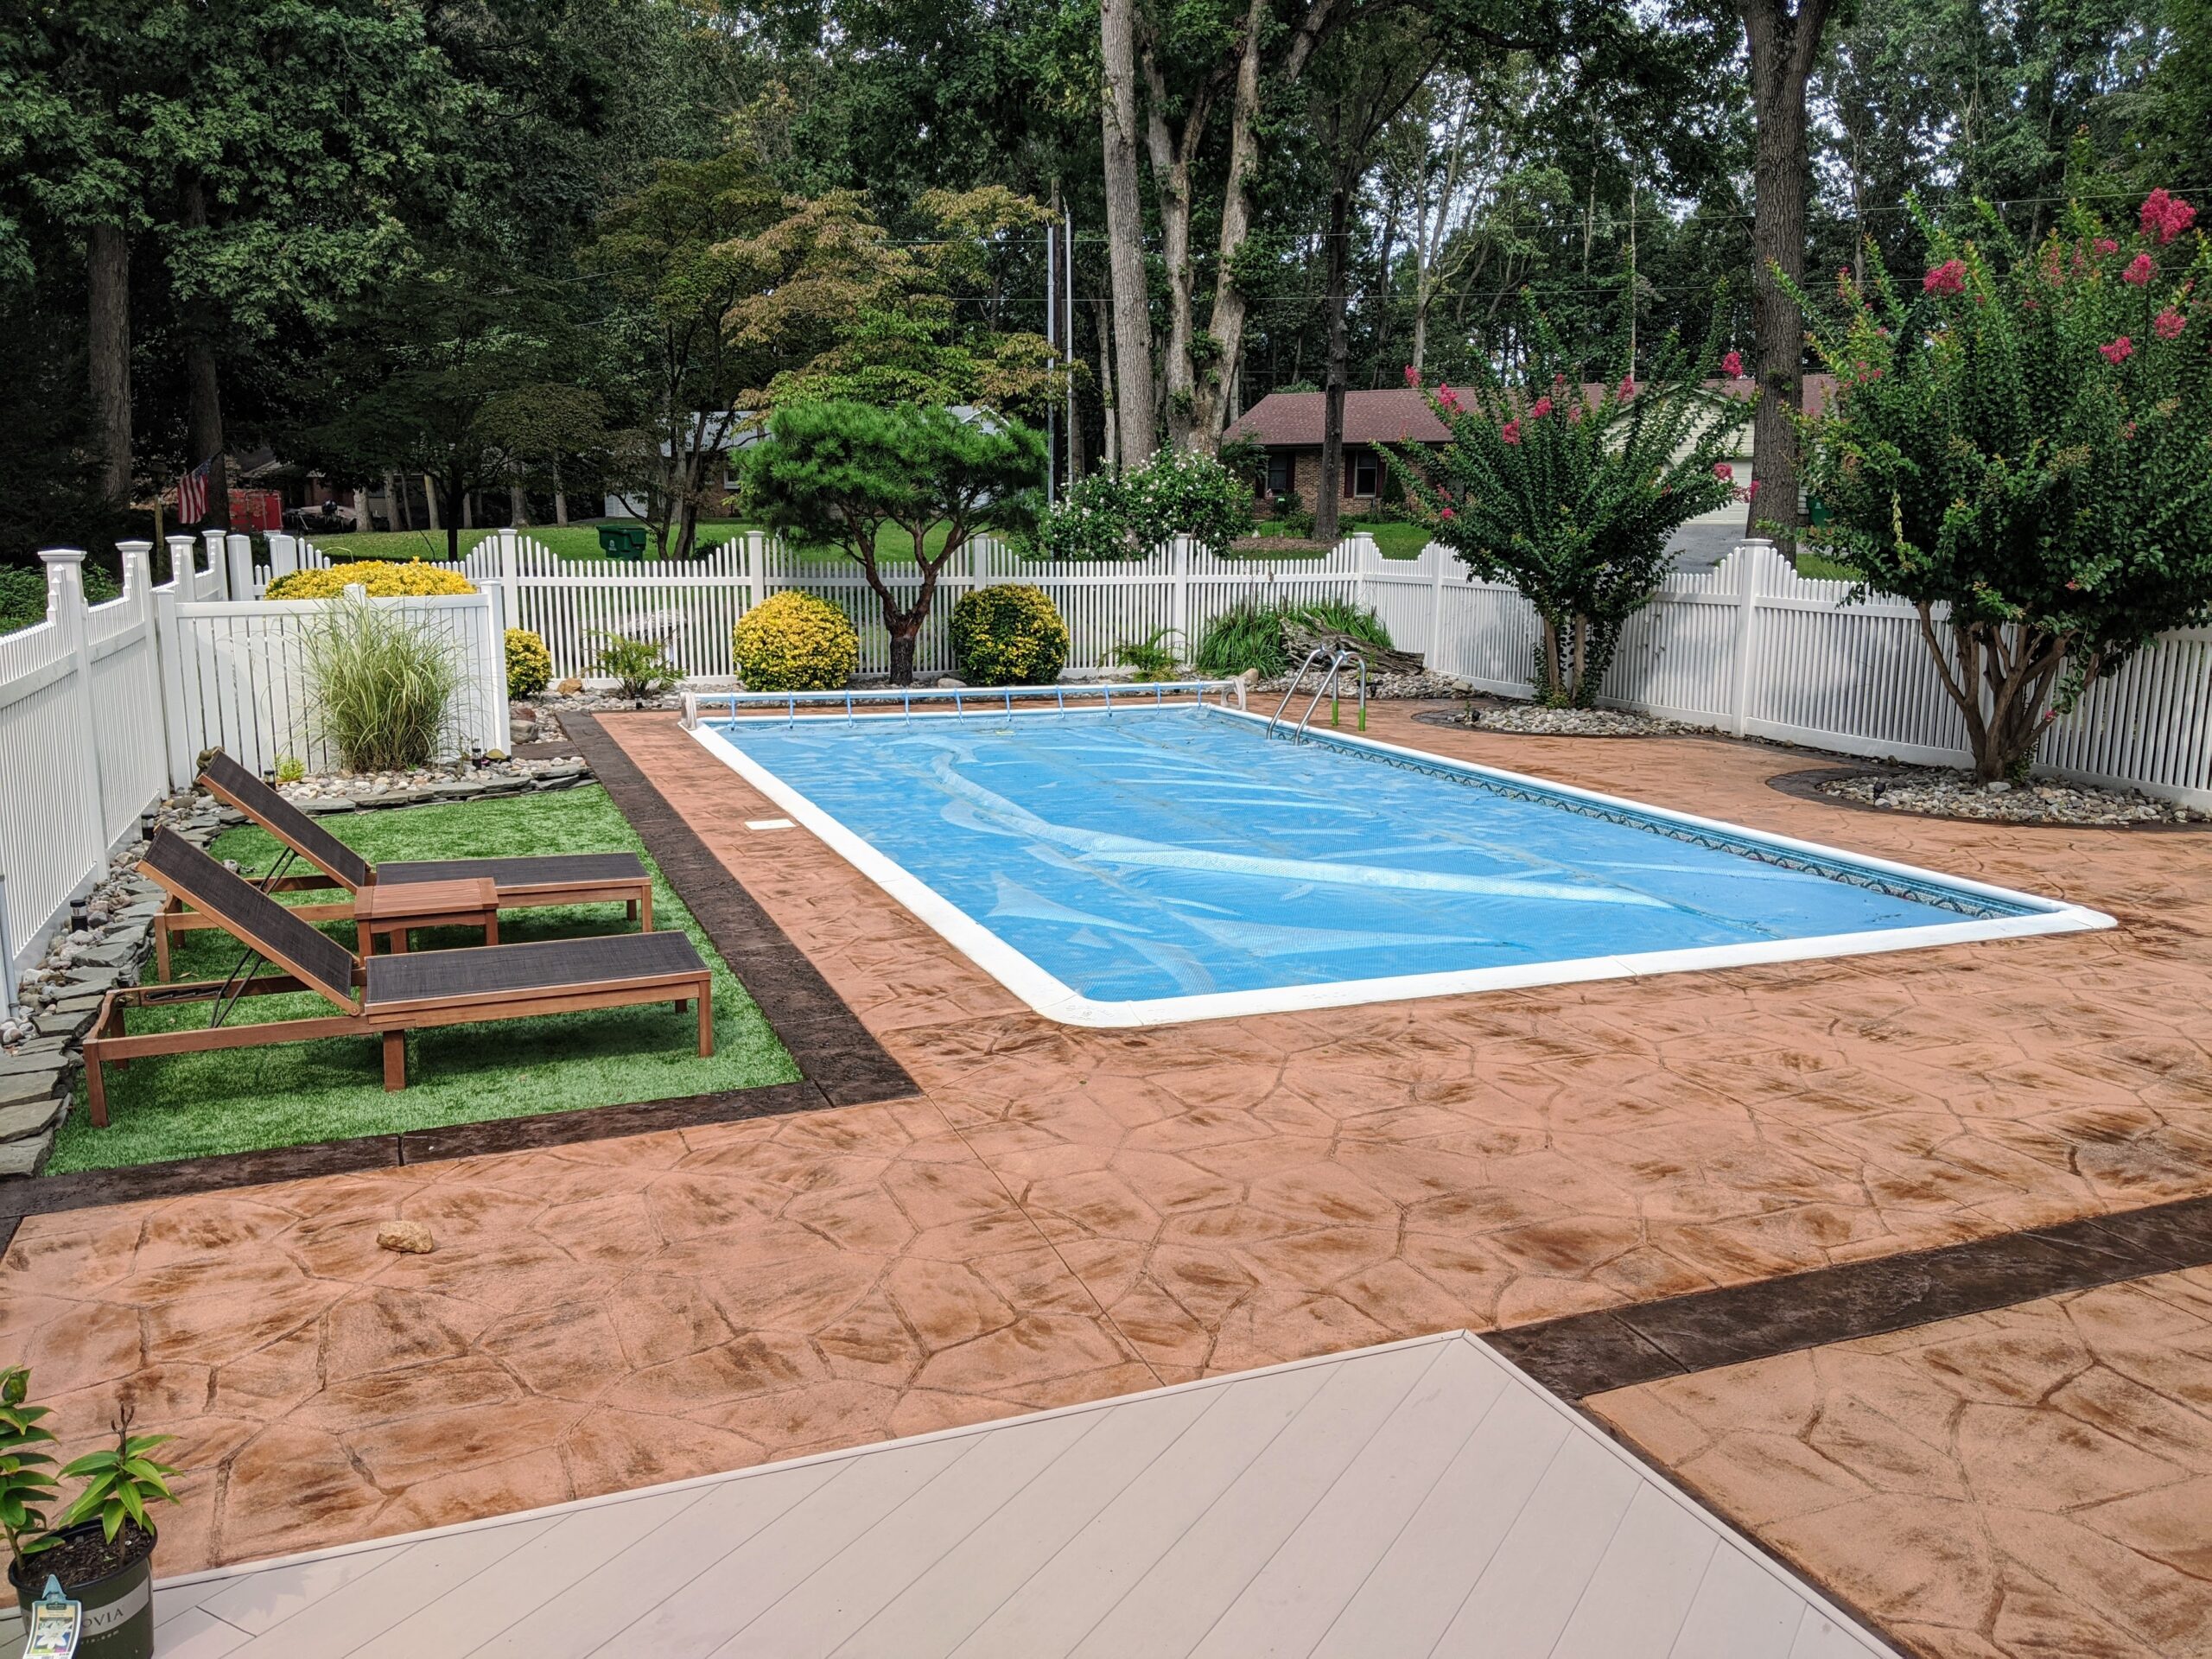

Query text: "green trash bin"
[596, 524, 648, 559]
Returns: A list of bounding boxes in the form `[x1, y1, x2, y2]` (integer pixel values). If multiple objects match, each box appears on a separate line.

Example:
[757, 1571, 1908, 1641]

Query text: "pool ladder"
[1267, 646, 1368, 741]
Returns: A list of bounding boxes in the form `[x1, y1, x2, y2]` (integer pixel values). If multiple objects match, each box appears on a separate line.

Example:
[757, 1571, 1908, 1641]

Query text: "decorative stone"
[0, 1069, 66, 1109]
[376, 1221, 435, 1255]
[0, 1096, 66, 1141]
[0, 1135, 50, 1178]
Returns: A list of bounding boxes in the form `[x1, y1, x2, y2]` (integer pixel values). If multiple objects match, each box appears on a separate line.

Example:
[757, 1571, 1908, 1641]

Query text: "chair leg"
[641, 887, 653, 931]
[485, 912, 499, 946]
[153, 915, 171, 982]
[382, 1030, 407, 1090]
[86, 1045, 109, 1128]
[696, 982, 714, 1057]
[626, 898, 639, 925]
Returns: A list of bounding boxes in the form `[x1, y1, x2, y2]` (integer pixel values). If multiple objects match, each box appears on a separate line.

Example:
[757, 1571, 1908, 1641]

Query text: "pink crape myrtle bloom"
[1439, 506, 1456, 520]
[1403, 364, 1419, 385]
[2141, 189, 2198, 246]
[1713, 461, 1734, 481]
[1529, 395, 1554, 419]
[2155, 308, 2187, 340]
[2124, 253, 2156, 285]
[1719, 349, 1744, 377]
[1435, 384, 1461, 412]
[2095, 238, 2119, 255]
[1500, 418, 1522, 445]
[1617, 376, 1636, 400]
[1923, 259, 1967, 296]
[2100, 336, 2134, 365]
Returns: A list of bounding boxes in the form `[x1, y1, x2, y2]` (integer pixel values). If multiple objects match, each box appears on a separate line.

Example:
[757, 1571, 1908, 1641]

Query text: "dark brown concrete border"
[563, 711, 919, 1107]
[1766, 764, 2211, 832]
[1493, 1192, 2212, 1399]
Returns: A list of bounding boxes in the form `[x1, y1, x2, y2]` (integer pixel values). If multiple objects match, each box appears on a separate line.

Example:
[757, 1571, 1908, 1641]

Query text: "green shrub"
[505, 628, 552, 700]
[950, 583, 1069, 686]
[594, 632, 681, 701]
[302, 591, 462, 772]
[0, 563, 119, 635]
[732, 590, 858, 691]
[1032, 448, 1256, 561]
[1110, 627, 1182, 682]
[1193, 600, 1392, 677]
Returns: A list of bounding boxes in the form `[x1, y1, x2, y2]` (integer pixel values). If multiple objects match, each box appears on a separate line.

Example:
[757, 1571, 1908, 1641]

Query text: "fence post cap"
[1738, 537, 1777, 550]
[116, 539, 154, 556]
[36, 547, 88, 565]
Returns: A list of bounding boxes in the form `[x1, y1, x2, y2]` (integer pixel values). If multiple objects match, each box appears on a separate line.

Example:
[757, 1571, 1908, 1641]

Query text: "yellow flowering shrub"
[505, 629, 552, 699]
[950, 583, 1067, 686]
[264, 560, 477, 601]
[732, 591, 858, 692]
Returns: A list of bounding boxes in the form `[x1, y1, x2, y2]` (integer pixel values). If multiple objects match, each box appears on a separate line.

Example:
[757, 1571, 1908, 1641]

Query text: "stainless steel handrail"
[1268, 647, 1369, 741]
[1266, 648, 1333, 736]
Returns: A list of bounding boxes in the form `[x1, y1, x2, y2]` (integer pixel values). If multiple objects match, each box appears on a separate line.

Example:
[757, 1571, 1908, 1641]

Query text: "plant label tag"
[21, 1589, 80, 1659]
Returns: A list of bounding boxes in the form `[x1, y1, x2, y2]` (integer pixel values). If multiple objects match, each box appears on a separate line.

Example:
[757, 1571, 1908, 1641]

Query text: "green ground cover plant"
[49, 785, 796, 1172]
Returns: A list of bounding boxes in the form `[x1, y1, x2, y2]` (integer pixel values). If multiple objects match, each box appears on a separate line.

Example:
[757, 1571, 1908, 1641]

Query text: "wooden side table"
[355, 878, 500, 957]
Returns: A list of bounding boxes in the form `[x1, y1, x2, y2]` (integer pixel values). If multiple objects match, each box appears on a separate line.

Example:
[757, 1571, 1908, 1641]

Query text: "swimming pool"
[691, 702, 2111, 1026]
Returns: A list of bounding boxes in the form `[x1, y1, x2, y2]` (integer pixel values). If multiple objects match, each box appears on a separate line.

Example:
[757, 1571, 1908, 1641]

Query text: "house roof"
[1226, 389, 1452, 447]
[1226, 376, 1839, 448]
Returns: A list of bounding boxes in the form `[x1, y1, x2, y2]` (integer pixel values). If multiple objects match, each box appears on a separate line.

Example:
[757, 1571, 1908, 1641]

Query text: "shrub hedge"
[950, 583, 1068, 686]
[265, 561, 476, 600]
[733, 590, 858, 691]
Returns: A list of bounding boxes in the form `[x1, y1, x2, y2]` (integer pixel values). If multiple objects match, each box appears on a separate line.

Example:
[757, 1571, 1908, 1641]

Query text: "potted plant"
[3, 1369, 178, 1659]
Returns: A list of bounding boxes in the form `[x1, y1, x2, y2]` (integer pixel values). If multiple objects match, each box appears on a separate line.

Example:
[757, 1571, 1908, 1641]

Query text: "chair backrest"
[140, 830, 360, 1010]
[198, 751, 373, 889]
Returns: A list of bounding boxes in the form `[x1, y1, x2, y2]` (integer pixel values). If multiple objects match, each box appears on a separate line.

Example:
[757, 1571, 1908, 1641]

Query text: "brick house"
[1223, 389, 1450, 509]
[1224, 377, 1837, 517]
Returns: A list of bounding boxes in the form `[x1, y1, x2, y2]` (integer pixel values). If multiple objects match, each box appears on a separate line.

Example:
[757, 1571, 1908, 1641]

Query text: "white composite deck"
[22, 1332, 1897, 1658]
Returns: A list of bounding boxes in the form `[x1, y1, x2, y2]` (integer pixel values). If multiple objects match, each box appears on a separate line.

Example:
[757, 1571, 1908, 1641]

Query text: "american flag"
[178, 461, 212, 524]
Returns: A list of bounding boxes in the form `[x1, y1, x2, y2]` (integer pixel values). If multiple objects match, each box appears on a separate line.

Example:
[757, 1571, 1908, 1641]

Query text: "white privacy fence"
[1366, 539, 2212, 808]
[0, 533, 509, 985]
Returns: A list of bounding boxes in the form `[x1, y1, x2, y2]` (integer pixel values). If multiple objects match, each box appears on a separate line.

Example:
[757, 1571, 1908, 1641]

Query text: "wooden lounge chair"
[152, 751, 656, 977]
[86, 830, 712, 1122]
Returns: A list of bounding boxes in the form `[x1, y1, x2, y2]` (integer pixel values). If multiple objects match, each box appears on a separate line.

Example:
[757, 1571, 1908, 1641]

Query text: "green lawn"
[302, 519, 941, 564]
[52, 785, 798, 1173]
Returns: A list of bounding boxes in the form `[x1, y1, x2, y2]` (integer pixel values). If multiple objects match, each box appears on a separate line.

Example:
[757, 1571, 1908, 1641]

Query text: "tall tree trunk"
[1093, 296, 1120, 473]
[1099, 0, 1157, 467]
[1185, 0, 1272, 447]
[180, 177, 230, 531]
[384, 472, 404, 531]
[1315, 161, 1353, 545]
[424, 478, 441, 532]
[553, 461, 569, 526]
[87, 224, 132, 511]
[1739, 0, 1835, 556]
[1143, 62, 1207, 453]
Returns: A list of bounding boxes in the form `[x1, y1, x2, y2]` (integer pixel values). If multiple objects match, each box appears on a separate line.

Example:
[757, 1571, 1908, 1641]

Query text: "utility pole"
[1045, 204, 1059, 503]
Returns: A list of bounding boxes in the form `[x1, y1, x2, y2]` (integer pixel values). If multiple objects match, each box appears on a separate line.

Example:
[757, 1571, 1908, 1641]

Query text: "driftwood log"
[1282, 622, 1425, 677]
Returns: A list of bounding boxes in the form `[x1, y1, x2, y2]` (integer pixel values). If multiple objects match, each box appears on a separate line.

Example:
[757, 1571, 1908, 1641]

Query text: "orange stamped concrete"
[3, 704, 2210, 1586]
[1592, 1266, 2212, 1659]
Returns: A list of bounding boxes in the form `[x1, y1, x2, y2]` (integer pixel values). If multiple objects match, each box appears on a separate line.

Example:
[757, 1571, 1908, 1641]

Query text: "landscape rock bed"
[1815, 768, 2208, 826]
[1255, 668, 1471, 702]
[276, 753, 591, 812]
[1415, 702, 1692, 737]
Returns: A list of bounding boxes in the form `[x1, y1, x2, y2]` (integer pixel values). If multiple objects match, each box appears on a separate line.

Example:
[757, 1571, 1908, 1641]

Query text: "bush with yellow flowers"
[264, 560, 477, 601]
[950, 583, 1067, 686]
[505, 629, 552, 699]
[732, 590, 858, 691]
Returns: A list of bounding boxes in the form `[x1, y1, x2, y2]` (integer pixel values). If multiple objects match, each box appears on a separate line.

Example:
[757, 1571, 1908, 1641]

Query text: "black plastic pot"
[9, 1522, 156, 1659]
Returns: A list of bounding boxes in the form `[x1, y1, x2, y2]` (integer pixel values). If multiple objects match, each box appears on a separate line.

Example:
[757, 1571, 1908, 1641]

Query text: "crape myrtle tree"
[1795, 189, 2212, 781]
[737, 403, 1046, 685]
[1383, 315, 1745, 704]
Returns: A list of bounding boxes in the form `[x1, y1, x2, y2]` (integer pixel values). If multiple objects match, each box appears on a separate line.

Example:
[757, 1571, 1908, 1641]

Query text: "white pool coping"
[687, 704, 2115, 1028]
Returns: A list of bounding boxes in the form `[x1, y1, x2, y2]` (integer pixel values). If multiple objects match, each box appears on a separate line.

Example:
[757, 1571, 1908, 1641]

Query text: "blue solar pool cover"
[710, 707, 2034, 1004]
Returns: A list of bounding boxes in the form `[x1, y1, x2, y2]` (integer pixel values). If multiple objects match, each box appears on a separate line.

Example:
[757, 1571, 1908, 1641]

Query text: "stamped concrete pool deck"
[3, 705, 2208, 1655]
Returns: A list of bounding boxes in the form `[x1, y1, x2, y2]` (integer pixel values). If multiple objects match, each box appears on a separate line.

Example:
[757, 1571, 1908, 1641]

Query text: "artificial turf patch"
[48, 784, 800, 1173]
